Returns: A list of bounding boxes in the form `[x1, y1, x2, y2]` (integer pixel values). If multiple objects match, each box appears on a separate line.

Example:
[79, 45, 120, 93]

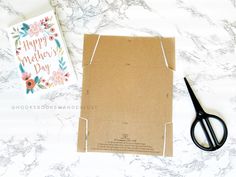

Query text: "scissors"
[184, 77, 228, 151]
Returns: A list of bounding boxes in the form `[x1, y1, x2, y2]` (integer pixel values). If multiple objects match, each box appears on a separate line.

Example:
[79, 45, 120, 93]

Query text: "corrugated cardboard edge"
[78, 34, 175, 156]
[78, 117, 88, 152]
[78, 117, 86, 152]
[161, 36, 174, 157]
[77, 34, 95, 152]
[163, 122, 173, 157]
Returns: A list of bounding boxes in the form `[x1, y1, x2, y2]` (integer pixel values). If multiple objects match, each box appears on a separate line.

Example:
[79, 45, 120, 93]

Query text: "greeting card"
[8, 10, 77, 94]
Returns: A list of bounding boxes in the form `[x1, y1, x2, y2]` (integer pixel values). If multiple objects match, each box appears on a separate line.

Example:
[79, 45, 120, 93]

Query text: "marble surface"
[0, 0, 236, 176]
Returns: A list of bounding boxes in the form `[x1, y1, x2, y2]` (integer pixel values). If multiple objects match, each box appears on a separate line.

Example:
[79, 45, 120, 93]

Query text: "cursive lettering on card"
[21, 37, 47, 52]
[34, 63, 51, 75]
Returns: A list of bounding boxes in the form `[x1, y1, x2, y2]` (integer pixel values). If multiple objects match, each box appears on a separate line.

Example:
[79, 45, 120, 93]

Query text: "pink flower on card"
[21, 72, 31, 81]
[52, 69, 65, 85]
[41, 78, 46, 83]
[40, 19, 44, 25]
[64, 73, 69, 77]
[44, 23, 49, 29]
[49, 36, 54, 41]
[29, 22, 42, 37]
[50, 28, 55, 33]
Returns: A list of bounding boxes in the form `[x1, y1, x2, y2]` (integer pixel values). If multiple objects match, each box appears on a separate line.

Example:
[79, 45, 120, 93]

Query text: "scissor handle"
[190, 113, 228, 151]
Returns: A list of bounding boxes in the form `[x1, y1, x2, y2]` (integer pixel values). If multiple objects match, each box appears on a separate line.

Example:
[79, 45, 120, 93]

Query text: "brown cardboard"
[78, 34, 175, 156]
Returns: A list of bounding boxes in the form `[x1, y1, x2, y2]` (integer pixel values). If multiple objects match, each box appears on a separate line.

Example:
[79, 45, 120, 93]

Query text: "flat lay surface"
[0, 0, 236, 177]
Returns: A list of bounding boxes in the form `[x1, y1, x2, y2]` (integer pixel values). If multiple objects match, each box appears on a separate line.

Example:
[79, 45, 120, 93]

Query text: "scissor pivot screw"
[198, 112, 203, 116]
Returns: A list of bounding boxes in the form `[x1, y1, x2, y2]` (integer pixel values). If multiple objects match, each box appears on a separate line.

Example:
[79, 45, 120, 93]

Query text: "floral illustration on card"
[9, 12, 74, 94]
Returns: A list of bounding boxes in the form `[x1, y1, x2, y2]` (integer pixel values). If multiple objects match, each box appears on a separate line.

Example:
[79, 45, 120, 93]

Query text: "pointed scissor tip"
[184, 77, 188, 85]
[184, 77, 187, 81]
[184, 76, 204, 112]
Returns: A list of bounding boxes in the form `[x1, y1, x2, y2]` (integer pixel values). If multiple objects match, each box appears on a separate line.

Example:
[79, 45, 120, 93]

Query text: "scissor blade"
[184, 77, 204, 113]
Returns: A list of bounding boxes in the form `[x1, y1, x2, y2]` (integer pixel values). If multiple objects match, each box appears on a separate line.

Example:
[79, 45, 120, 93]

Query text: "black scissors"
[184, 77, 228, 151]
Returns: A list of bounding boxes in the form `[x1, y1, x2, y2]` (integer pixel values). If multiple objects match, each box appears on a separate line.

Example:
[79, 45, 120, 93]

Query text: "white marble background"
[0, 0, 236, 176]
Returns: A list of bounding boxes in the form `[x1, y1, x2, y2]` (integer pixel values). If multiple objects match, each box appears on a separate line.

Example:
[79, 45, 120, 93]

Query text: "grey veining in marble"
[0, 0, 236, 177]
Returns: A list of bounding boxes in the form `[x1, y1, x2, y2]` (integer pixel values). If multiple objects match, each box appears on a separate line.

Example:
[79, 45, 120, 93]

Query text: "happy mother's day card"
[8, 10, 77, 94]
